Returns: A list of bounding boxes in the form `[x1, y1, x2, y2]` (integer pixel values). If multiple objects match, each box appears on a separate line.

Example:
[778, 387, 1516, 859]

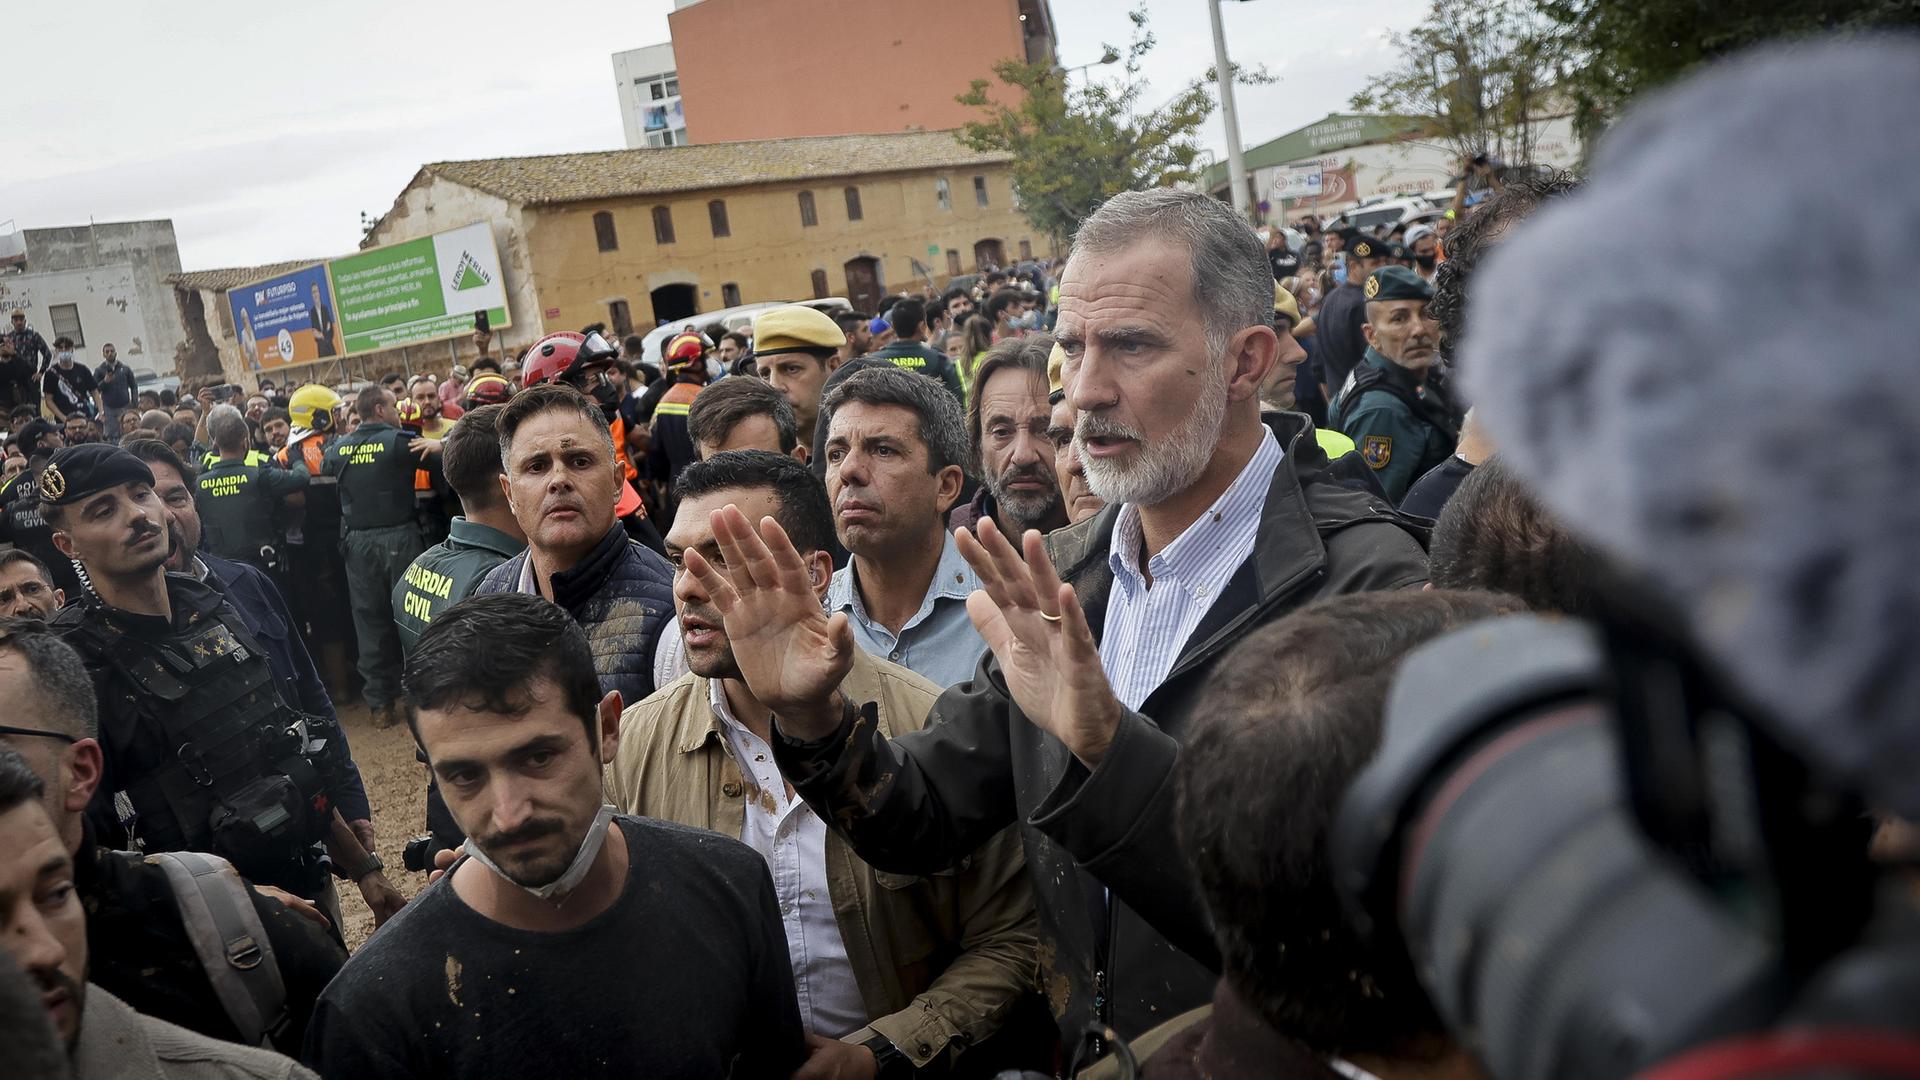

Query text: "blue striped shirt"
[1100, 430, 1283, 711]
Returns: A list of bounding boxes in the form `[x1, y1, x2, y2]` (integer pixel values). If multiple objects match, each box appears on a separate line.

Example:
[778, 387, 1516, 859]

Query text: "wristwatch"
[860, 1033, 914, 1078]
[341, 853, 384, 881]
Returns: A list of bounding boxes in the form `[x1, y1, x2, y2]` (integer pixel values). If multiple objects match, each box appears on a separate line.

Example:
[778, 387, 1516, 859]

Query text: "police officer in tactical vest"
[1328, 266, 1460, 505]
[41, 444, 404, 926]
[324, 385, 430, 729]
[194, 404, 306, 577]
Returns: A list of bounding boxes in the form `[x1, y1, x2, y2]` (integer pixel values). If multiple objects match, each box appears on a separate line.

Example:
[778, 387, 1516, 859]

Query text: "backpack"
[141, 850, 290, 1048]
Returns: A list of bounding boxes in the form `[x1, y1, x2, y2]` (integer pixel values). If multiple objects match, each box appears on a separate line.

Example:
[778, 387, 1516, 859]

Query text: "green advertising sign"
[328, 221, 511, 356]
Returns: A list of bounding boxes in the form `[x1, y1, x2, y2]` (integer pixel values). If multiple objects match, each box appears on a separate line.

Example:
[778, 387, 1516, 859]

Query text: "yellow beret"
[1273, 282, 1301, 329]
[754, 305, 845, 355]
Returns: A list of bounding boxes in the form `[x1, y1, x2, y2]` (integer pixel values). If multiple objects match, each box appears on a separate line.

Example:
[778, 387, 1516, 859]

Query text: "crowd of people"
[1, 35, 1916, 1080]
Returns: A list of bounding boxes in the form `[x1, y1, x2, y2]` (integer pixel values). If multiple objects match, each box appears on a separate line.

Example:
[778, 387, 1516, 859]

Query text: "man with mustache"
[951, 336, 1068, 538]
[307, 594, 804, 1079]
[678, 188, 1429, 1064]
[121, 437, 383, 870]
[43, 444, 396, 923]
[608, 451, 1041, 1079]
[822, 366, 987, 688]
[0, 745, 319, 1078]
[1327, 267, 1457, 505]
[475, 383, 675, 707]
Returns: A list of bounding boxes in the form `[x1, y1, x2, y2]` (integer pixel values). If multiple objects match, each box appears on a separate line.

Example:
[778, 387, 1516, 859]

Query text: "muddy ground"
[333, 701, 432, 951]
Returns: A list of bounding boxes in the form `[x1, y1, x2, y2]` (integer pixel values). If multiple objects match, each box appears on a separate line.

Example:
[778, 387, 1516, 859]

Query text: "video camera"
[1331, 605, 1920, 1080]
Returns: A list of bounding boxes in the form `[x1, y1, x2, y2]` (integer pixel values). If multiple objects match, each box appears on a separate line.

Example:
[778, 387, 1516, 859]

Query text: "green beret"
[38, 444, 155, 508]
[1363, 265, 1433, 303]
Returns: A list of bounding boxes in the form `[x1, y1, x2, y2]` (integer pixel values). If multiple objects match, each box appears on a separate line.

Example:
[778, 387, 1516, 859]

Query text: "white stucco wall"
[0, 263, 164, 377]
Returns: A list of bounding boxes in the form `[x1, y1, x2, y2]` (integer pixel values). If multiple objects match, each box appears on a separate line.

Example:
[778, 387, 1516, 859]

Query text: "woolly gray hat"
[1462, 38, 1920, 815]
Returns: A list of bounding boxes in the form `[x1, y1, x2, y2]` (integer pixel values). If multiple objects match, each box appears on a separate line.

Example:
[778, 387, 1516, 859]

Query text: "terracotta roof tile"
[424, 129, 1008, 206]
[166, 259, 330, 293]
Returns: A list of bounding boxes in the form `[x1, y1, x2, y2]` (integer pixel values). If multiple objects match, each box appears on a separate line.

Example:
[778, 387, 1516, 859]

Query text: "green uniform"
[202, 447, 269, 471]
[1328, 348, 1459, 504]
[866, 340, 966, 402]
[193, 456, 306, 570]
[323, 422, 425, 713]
[391, 517, 524, 655]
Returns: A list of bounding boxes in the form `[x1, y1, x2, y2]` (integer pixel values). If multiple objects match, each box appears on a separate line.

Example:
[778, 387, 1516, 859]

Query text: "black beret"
[38, 444, 155, 508]
[1363, 265, 1433, 303]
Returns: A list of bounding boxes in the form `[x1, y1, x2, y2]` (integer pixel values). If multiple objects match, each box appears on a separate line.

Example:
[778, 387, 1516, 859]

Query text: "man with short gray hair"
[194, 403, 306, 573]
[682, 186, 1431, 1057]
[821, 365, 986, 687]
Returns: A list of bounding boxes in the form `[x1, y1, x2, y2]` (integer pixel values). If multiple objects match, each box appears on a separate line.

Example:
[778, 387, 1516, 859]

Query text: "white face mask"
[56, 351, 74, 364]
[463, 802, 615, 903]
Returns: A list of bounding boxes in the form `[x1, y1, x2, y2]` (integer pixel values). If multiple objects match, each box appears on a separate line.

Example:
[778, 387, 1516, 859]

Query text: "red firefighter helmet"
[664, 332, 705, 369]
[394, 397, 424, 433]
[520, 332, 587, 387]
[463, 372, 514, 407]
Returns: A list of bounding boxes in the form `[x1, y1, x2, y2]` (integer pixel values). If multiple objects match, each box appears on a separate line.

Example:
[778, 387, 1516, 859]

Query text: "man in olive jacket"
[679, 190, 1430, 1061]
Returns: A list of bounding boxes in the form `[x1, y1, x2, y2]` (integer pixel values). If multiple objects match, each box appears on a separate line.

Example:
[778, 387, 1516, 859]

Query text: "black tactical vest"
[1338, 358, 1463, 444]
[60, 595, 331, 890]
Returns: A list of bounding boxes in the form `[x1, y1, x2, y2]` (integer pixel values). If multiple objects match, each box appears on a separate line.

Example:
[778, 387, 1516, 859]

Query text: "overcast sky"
[5, 0, 1422, 271]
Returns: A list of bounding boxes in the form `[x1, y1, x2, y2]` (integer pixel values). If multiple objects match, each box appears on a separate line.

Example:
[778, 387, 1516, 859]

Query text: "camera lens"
[1402, 705, 1774, 1079]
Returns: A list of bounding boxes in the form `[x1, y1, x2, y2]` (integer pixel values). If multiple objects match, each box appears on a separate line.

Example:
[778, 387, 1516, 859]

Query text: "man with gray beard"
[951, 335, 1068, 537]
[675, 187, 1431, 1063]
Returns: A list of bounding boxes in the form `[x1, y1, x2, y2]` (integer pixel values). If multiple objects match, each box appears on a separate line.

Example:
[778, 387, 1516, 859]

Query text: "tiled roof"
[166, 259, 329, 293]
[424, 129, 1010, 206]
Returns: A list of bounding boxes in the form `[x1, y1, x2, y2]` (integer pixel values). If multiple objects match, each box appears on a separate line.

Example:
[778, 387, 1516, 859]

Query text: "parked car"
[637, 297, 852, 367]
[1324, 193, 1451, 235]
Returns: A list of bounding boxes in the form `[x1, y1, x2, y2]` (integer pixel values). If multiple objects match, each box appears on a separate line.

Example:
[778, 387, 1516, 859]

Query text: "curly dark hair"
[1428, 455, 1609, 617]
[1431, 172, 1581, 363]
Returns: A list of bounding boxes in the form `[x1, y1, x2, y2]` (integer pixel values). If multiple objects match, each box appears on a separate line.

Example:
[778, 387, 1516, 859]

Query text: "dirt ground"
[333, 701, 432, 951]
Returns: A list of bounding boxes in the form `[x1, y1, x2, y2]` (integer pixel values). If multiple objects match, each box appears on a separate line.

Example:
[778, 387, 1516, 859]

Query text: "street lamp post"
[1061, 47, 1121, 83]
[1208, 0, 1253, 222]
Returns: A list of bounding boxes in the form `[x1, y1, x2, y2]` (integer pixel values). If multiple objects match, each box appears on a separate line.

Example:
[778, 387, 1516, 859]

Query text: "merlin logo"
[450, 251, 492, 292]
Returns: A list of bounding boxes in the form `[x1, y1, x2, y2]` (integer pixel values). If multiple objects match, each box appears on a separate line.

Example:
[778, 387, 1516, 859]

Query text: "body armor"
[58, 587, 334, 893]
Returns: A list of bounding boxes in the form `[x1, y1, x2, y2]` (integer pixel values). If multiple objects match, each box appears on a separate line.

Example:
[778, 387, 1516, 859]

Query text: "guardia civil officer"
[388, 404, 526, 854]
[194, 404, 306, 575]
[41, 444, 404, 925]
[1327, 266, 1460, 504]
[324, 385, 429, 729]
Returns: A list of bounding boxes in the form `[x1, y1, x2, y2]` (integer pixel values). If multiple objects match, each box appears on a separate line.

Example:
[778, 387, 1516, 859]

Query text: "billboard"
[227, 263, 343, 371]
[328, 221, 510, 355]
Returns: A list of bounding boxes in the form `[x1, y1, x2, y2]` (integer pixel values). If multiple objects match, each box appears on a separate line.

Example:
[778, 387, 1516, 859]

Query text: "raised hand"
[682, 504, 854, 740]
[955, 517, 1122, 768]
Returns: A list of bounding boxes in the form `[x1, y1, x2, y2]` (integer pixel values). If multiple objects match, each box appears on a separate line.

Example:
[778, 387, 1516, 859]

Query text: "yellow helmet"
[287, 384, 343, 435]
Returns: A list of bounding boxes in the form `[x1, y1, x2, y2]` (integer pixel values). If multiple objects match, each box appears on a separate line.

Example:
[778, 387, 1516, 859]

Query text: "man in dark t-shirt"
[305, 593, 804, 1080]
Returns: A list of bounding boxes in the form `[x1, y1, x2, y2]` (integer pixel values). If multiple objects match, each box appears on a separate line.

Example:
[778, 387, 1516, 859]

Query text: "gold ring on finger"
[1039, 611, 1063, 623]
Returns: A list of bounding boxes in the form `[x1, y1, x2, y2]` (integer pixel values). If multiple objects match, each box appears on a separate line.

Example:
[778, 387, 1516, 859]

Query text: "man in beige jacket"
[608, 451, 1040, 1079]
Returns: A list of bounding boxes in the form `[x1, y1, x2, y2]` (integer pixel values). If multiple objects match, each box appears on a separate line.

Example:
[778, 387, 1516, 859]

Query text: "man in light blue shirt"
[821, 367, 986, 687]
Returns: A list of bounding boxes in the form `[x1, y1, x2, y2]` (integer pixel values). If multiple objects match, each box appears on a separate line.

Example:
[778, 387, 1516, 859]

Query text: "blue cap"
[867, 316, 890, 335]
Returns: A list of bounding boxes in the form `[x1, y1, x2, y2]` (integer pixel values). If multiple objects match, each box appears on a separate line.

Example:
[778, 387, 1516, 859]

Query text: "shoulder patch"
[1360, 435, 1393, 470]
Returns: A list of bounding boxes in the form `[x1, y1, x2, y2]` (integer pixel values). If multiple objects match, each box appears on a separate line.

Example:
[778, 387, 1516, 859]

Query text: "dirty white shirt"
[710, 679, 867, 1037]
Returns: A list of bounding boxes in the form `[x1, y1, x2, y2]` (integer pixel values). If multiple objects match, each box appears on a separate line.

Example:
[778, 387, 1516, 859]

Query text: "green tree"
[956, 8, 1218, 244]
[1539, 0, 1920, 137]
[1351, 0, 1570, 168]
